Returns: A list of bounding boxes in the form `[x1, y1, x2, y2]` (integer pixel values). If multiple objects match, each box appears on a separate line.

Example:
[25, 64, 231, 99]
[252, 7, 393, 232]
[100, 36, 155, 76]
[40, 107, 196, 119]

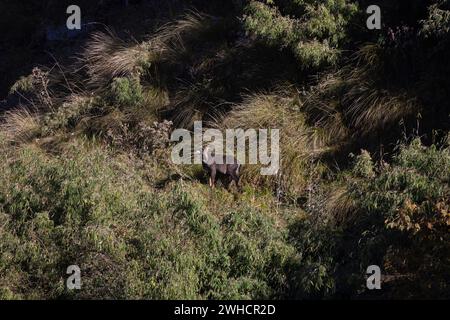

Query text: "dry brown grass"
[147, 10, 215, 63]
[302, 44, 420, 147]
[1, 107, 41, 144]
[80, 11, 215, 91]
[79, 12, 220, 129]
[81, 29, 152, 90]
[324, 185, 357, 225]
[147, 11, 229, 128]
[218, 91, 328, 199]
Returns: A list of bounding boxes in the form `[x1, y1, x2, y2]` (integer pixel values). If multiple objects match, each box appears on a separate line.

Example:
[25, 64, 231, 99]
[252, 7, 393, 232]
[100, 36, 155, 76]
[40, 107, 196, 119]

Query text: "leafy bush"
[109, 77, 143, 107]
[348, 139, 450, 298]
[297, 139, 450, 299]
[105, 120, 173, 158]
[42, 95, 96, 133]
[9, 67, 54, 108]
[243, 0, 358, 69]
[0, 140, 301, 299]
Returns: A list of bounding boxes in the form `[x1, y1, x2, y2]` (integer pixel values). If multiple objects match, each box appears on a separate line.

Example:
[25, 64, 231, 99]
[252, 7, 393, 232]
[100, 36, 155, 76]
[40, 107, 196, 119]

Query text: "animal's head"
[193, 149, 207, 164]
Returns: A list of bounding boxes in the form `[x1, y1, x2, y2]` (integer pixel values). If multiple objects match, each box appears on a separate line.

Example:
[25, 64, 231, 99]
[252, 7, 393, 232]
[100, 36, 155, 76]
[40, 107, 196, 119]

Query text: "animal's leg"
[233, 174, 241, 192]
[210, 168, 216, 189]
[227, 176, 234, 190]
[230, 172, 237, 185]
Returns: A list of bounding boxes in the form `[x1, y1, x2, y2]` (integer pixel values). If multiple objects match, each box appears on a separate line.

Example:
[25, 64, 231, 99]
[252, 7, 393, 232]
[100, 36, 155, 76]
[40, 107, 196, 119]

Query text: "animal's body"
[199, 147, 241, 189]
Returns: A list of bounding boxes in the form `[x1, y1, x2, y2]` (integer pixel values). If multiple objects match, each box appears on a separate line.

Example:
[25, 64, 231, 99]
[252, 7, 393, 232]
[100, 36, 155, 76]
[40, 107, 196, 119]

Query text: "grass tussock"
[302, 44, 420, 150]
[148, 10, 218, 63]
[81, 29, 152, 90]
[220, 91, 327, 200]
[1, 107, 41, 144]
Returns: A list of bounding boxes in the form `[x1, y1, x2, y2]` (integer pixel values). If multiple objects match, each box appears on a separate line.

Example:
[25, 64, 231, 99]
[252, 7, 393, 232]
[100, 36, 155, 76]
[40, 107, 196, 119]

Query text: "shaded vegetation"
[0, 0, 449, 299]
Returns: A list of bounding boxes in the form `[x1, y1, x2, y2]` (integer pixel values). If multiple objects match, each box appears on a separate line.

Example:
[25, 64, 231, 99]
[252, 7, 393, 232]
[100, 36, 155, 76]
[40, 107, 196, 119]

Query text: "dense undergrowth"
[0, 0, 449, 299]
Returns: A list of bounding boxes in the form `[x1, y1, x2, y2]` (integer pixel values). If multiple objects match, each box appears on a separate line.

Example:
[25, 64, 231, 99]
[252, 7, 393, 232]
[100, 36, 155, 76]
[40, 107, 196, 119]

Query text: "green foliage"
[0, 140, 300, 299]
[9, 67, 53, 108]
[345, 140, 449, 297]
[2, 0, 450, 301]
[243, 0, 358, 68]
[287, 139, 450, 299]
[9, 74, 34, 94]
[420, 2, 450, 38]
[352, 139, 449, 228]
[350, 149, 375, 179]
[105, 120, 173, 160]
[244, 2, 299, 47]
[42, 96, 96, 133]
[109, 77, 143, 107]
[288, 218, 339, 298]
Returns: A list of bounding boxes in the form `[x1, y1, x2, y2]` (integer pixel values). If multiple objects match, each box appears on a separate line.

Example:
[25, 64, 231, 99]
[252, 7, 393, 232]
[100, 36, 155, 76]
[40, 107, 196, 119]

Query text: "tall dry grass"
[80, 29, 152, 90]
[218, 91, 327, 200]
[302, 44, 420, 147]
[1, 107, 41, 144]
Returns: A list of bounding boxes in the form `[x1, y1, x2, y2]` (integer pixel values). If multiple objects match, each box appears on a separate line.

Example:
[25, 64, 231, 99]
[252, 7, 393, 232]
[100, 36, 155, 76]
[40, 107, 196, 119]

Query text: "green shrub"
[420, 2, 450, 39]
[109, 77, 143, 107]
[42, 96, 96, 133]
[0, 140, 301, 299]
[9, 67, 54, 108]
[344, 140, 449, 297]
[9, 74, 34, 94]
[350, 149, 375, 179]
[288, 139, 450, 299]
[348, 139, 450, 298]
[243, 0, 358, 69]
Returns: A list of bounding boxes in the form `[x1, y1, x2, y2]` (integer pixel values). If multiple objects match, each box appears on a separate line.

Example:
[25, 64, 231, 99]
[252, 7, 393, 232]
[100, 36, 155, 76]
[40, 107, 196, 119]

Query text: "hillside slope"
[0, 0, 449, 299]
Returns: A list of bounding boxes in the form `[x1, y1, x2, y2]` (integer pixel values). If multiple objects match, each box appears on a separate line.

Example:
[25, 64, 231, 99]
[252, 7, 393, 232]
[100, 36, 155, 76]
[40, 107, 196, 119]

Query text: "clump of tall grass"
[219, 91, 327, 200]
[77, 11, 230, 129]
[147, 10, 219, 63]
[81, 11, 219, 93]
[81, 29, 152, 90]
[302, 44, 420, 150]
[0, 107, 41, 144]
[146, 11, 235, 128]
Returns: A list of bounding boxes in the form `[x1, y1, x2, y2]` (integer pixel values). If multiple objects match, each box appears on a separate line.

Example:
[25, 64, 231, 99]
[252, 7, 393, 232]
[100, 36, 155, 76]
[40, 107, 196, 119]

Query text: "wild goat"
[195, 146, 241, 189]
